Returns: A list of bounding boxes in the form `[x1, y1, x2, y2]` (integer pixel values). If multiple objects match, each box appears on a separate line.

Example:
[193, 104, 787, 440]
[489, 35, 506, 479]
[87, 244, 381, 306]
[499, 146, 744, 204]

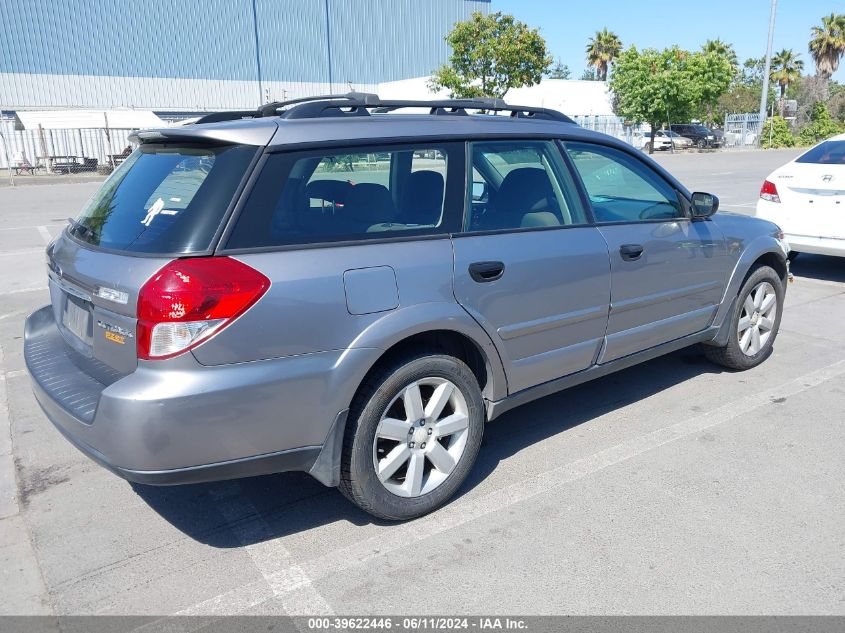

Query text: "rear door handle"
[468, 261, 505, 283]
[619, 244, 644, 261]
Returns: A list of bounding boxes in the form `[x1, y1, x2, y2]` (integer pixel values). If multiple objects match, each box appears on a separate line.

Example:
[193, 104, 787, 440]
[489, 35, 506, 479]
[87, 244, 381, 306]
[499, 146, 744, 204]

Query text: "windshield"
[796, 141, 845, 165]
[69, 144, 257, 254]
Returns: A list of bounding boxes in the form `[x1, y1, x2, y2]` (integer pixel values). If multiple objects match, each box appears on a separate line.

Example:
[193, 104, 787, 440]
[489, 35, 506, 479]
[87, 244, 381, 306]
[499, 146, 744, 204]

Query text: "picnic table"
[12, 161, 45, 175]
[108, 153, 130, 167]
[38, 155, 99, 174]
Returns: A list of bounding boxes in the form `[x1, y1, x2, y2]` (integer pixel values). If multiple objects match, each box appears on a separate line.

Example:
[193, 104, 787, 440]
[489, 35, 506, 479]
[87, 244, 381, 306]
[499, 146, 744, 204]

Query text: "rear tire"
[339, 352, 485, 521]
[703, 265, 784, 370]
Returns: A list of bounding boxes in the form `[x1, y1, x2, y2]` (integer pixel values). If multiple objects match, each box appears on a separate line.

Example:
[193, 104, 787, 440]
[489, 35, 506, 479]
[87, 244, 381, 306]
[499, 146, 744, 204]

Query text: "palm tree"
[809, 13, 845, 79]
[702, 39, 738, 71]
[770, 49, 804, 99]
[586, 29, 622, 81]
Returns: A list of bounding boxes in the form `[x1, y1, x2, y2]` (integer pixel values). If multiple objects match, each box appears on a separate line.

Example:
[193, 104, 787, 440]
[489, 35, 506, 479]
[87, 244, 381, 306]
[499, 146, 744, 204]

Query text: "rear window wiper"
[67, 217, 93, 239]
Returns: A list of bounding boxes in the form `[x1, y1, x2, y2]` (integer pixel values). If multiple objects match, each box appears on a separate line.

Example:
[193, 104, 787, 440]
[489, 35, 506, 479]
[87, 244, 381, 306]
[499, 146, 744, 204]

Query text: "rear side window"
[226, 143, 463, 249]
[467, 141, 587, 231]
[69, 144, 256, 254]
[796, 141, 845, 165]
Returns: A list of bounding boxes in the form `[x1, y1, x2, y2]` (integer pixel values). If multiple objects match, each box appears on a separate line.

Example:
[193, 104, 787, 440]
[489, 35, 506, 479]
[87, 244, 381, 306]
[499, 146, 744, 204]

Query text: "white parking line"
[0, 248, 45, 258]
[175, 482, 334, 616]
[170, 358, 845, 615]
[0, 223, 64, 233]
[720, 202, 757, 209]
[0, 286, 48, 297]
[36, 226, 53, 245]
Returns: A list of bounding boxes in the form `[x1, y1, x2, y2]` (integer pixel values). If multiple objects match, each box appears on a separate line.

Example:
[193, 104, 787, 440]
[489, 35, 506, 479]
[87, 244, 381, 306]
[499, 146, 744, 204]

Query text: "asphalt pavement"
[1, 148, 843, 616]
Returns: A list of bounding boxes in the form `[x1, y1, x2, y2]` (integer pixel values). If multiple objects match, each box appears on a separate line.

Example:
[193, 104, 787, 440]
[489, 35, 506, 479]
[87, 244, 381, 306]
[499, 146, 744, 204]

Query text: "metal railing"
[0, 116, 137, 175]
[571, 115, 652, 150]
[722, 113, 764, 149]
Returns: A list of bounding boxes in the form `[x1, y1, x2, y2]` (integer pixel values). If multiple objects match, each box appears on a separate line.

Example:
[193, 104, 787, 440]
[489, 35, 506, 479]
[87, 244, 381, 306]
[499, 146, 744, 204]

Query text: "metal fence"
[571, 115, 649, 149]
[0, 116, 137, 173]
[722, 113, 764, 149]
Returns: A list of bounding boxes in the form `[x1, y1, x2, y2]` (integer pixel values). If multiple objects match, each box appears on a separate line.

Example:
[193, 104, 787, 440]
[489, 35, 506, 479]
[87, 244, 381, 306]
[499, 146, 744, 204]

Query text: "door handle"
[619, 244, 644, 261]
[468, 261, 505, 283]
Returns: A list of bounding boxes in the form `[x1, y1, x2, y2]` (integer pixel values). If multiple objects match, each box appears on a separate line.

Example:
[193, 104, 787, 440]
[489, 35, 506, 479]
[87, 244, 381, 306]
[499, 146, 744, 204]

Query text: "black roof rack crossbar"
[191, 92, 574, 126]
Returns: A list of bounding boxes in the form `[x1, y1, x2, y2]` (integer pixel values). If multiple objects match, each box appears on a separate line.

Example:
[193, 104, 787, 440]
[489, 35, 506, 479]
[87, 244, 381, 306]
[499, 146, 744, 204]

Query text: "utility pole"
[758, 0, 777, 145]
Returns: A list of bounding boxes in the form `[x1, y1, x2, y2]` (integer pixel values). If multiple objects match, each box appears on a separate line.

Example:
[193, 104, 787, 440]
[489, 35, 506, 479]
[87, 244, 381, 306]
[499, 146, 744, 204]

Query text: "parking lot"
[1, 148, 844, 616]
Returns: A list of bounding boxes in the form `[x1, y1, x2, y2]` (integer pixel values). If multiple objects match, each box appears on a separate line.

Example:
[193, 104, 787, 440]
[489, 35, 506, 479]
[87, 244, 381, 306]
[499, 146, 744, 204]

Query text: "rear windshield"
[796, 141, 845, 165]
[69, 144, 256, 254]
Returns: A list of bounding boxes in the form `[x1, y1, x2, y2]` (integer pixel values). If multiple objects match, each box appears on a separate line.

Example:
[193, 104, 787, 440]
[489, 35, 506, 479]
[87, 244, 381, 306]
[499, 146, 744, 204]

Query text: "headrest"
[305, 179, 353, 204]
[400, 170, 444, 225]
[494, 168, 557, 217]
[344, 183, 395, 224]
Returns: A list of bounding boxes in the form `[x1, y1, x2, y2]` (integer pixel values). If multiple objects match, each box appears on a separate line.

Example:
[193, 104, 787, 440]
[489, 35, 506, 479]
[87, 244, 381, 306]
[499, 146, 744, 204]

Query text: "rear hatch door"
[47, 139, 261, 376]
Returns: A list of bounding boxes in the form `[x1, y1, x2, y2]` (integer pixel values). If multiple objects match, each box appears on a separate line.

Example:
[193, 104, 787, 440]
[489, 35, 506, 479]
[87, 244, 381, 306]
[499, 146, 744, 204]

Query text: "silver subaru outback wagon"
[25, 94, 790, 520]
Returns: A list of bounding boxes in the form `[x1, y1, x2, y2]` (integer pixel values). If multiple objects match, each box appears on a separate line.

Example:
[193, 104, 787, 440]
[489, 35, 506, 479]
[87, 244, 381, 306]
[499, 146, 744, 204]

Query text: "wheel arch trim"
[709, 236, 788, 345]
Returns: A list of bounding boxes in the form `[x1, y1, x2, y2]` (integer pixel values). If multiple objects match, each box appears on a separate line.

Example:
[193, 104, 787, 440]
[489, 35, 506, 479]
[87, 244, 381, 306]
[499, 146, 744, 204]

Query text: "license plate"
[63, 297, 90, 342]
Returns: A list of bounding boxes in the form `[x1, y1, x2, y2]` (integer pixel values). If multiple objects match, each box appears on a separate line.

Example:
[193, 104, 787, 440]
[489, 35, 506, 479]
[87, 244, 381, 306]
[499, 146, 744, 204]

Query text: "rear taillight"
[137, 257, 270, 360]
[760, 180, 781, 203]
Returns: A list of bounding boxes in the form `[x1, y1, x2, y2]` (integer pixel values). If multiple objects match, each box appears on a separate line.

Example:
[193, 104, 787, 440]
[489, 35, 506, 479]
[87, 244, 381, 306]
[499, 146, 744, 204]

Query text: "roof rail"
[191, 92, 574, 126]
[257, 92, 380, 118]
[192, 110, 257, 125]
[278, 94, 574, 123]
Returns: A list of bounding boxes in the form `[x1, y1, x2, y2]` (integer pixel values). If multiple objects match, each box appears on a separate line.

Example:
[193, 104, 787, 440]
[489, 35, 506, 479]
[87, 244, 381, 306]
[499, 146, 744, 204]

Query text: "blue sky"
[494, 0, 845, 81]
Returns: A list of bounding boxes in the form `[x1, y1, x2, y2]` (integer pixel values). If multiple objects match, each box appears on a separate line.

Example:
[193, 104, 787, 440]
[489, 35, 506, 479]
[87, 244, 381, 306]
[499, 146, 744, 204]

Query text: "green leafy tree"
[610, 46, 731, 153]
[580, 67, 599, 81]
[547, 58, 572, 79]
[761, 116, 796, 148]
[798, 102, 844, 144]
[429, 11, 552, 98]
[586, 28, 622, 81]
[738, 56, 766, 85]
[770, 49, 804, 99]
[689, 52, 734, 124]
[702, 39, 738, 72]
[809, 13, 845, 79]
[719, 84, 763, 115]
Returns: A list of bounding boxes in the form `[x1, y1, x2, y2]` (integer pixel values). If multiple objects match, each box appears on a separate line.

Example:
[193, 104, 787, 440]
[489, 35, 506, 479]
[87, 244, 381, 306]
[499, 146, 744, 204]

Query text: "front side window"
[226, 144, 460, 249]
[466, 140, 587, 231]
[565, 142, 683, 222]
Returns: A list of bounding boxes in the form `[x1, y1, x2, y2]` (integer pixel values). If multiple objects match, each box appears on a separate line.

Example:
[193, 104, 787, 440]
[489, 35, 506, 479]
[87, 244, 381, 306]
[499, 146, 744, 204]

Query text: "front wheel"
[339, 353, 485, 520]
[703, 265, 784, 370]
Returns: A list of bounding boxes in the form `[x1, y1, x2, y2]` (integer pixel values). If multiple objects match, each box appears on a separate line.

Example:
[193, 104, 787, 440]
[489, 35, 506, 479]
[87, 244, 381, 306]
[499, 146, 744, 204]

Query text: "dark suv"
[26, 94, 788, 520]
[670, 124, 722, 148]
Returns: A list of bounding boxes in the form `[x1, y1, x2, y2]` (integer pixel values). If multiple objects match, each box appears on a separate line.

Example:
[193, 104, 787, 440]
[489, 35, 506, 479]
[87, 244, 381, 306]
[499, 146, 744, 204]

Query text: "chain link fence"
[0, 115, 139, 178]
[570, 115, 649, 150]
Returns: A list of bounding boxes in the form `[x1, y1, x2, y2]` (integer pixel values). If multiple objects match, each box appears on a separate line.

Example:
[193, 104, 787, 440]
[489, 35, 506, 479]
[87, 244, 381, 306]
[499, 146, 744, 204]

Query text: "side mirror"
[690, 192, 719, 219]
[472, 181, 486, 201]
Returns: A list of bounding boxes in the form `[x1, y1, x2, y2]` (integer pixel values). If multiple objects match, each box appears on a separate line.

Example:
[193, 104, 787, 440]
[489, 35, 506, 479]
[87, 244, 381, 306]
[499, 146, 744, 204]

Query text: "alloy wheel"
[738, 281, 778, 356]
[372, 377, 470, 498]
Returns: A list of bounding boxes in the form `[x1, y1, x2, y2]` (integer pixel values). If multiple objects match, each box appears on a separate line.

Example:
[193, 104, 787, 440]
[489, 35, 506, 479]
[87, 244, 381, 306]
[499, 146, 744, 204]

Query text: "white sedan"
[756, 135, 845, 257]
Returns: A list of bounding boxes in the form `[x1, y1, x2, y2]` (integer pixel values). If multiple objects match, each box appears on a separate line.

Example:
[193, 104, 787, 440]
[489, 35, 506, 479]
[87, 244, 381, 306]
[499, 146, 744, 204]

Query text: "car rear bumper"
[783, 233, 845, 257]
[25, 305, 376, 485]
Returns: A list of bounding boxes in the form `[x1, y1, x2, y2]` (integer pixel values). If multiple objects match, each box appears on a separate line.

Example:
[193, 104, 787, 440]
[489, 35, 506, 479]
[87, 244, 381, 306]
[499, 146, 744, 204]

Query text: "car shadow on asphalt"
[790, 254, 845, 283]
[131, 347, 726, 547]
